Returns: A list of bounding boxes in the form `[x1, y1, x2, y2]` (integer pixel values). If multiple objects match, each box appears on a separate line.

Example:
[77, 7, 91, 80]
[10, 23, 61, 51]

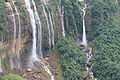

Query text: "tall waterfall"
[81, 2, 96, 80]
[42, 0, 52, 50]
[82, 4, 87, 45]
[12, 1, 21, 69]
[43, 6, 51, 50]
[59, 0, 65, 36]
[31, 0, 43, 58]
[0, 33, 3, 72]
[49, 12, 55, 46]
[7, 2, 16, 70]
[24, 0, 38, 61]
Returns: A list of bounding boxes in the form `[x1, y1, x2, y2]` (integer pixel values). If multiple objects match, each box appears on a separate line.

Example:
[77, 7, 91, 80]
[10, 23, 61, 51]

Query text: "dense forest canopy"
[89, 0, 120, 80]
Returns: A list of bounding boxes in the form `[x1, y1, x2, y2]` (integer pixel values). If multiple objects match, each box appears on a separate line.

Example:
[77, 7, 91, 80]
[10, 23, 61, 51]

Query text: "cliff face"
[0, 1, 30, 70]
[0, 0, 66, 73]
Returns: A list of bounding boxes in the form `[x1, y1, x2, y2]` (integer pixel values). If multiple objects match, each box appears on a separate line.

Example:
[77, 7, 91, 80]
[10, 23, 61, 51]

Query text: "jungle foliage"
[61, 0, 83, 37]
[89, 0, 120, 80]
[0, 0, 6, 33]
[55, 37, 86, 80]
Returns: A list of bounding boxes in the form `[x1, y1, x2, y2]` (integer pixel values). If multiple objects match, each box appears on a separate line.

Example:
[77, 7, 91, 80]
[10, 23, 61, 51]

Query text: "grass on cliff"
[0, 73, 27, 80]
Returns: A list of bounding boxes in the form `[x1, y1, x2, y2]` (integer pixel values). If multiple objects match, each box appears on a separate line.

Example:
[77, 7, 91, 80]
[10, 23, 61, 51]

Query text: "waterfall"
[42, 1, 51, 50]
[59, 0, 65, 36]
[25, 1, 55, 80]
[12, 1, 21, 69]
[40, 61, 55, 80]
[7, 2, 16, 70]
[72, 15, 79, 38]
[42, 2, 55, 79]
[43, 0, 55, 48]
[82, 4, 87, 45]
[86, 47, 97, 80]
[79, 0, 83, 1]
[79, 1, 96, 79]
[31, 0, 43, 58]
[25, 0, 38, 61]
[49, 12, 55, 46]
[0, 57, 2, 72]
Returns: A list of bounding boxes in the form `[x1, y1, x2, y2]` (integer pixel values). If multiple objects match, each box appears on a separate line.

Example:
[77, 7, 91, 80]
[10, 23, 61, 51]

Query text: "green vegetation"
[89, 0, 118, 38]
[88, 0, 120, 80]
[62, 0, 83, 37]
[0, 73, 27, 80]
[0, 0, 7, 33]
[15, 0, 26, 13]
[2, 58, 10, 71]
[55, 37, 86, 80]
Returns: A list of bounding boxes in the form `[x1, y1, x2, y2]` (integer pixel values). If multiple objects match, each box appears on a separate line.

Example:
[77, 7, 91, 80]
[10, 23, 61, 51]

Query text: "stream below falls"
[83, 46, 97, 80]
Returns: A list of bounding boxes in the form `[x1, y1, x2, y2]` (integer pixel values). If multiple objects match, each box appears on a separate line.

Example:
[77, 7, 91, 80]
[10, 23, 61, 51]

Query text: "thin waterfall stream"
[42, 1, 51, 51]
[0, 32, 3, 72]
[0, 57, 2, 72]
[59, 0, 65, 36]
[12, 0, 21, 69]
[48, 11, 55, 46]
[6, 2, 16, 70]
[82, 4, 87, 45]
[43, 0, 55, 49]
[85, 47, 96, 80]
[40, 59, 55, 80]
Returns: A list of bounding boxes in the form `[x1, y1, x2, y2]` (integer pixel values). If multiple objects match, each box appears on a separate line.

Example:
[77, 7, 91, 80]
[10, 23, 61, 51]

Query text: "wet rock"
[22, 73, 27, 77]
[82, 71, 89, 78]
[27, 68, 32, 72]
[33, 75, 37, 79]
[45, 57, 49, 61]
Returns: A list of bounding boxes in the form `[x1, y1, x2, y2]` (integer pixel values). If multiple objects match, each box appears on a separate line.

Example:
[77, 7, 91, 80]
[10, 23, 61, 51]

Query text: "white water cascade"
[25, 0, 38, 61]
[80, 1, 96, 80]
[25, 0, 55, 80]
[40, 60, 55, 80]
[82, 4, 87, 45]
[86, 47, 97, 80]
[59, 0, 65, 36]
[0, 33, 3, 72]
[0, 57, 2, 72]
[43, 0, 55, 47]
[41, 1, 55, 80]
[42, 0, 51, 50]
[42, 6, 51, 50]
[12, 1, 21, 69]
[31, 0, 43, 58]
[7, 2, 16, 70]
[49, 12, 55, 46]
